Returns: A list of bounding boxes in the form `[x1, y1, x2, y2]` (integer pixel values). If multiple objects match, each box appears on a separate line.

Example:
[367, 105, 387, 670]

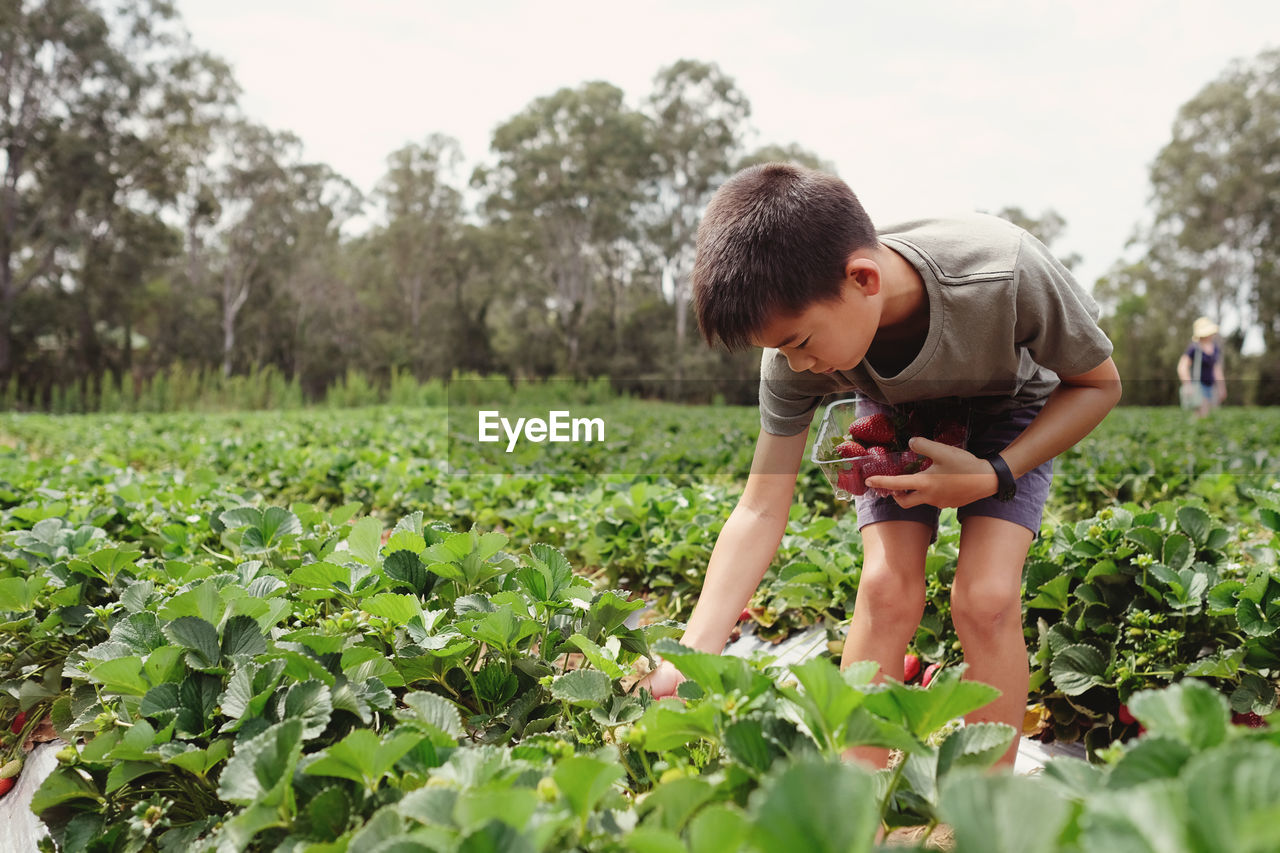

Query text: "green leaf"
[362, 593, 422, 626]
[860, 665, 1001, 739]
[30, 767, 103, 813]
[685, 804, 752, 853]
[1105, 736, 1193, 789]
[347, 516, 384, 566]
[220, 507, 263, 530]
[1163, 532, 1194, 571]
[940, 771, 1072, 853]
[290, 561, 353, 594]
[305, 728, 422, 789]
[1077, 780, 1190, 852]
[1237, 595, 1280, 638]
[89, 656, 150, 697]
[1025, 573, 1071, 610]
[398, 691, 463, 740]
[221, 614, 267, 659]
[778, 656, 866, 752]
[723, 717, 775, 774]
[652, 638, 772, 698]
[1127, 679, 1230, 750]
[384, 550, 431, 595]
[553, 755, 625, 825]
[564, 633, 625, 680]
[163, 616, 222, 670]
[454, 787, 539, 834]
[259, 506, 302, 545]
[936, 722, 1016, 778]
[637, 776, 716, 833]
[109, 612, 166, 655]
[1049, 644, 1108, 696]
[216, 718, 305, 806]
[749, 758, 879, 853]
[551, 669, 611, 708]
[1177, 505, 1212, 546]
[1183, 741, 1280, 852]
[279, 679, 332, 739]
[1125, 527, 1165, 556]
[0, 575, 47, 611]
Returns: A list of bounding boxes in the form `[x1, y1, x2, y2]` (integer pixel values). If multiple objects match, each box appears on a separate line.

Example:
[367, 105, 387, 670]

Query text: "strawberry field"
[3, 401, 1280, 851]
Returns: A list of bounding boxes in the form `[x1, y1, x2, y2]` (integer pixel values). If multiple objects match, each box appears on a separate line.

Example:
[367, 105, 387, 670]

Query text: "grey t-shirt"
[758, 213, 1114, 436]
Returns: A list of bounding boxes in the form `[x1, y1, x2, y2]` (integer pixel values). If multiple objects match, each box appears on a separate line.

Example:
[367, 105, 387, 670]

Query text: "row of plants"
[4, 405, 1279, 757]
[5, 495, 1280, 851]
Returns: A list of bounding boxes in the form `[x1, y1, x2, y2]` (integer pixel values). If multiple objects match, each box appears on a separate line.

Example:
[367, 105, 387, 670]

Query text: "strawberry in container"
[812, 396, 970, 501]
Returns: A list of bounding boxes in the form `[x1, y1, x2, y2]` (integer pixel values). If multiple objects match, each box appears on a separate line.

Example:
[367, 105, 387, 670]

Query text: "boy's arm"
[678, 424, 810, 653]
[866, 357, 1122, 508]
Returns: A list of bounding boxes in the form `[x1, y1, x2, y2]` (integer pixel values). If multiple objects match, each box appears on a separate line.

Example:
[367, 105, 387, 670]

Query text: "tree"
[368, 135, 465, 376]
[479, 81, 656, 376]
[1, 0, 237, 398]
[1098, 47, 1280, 403]
[645, 60, 751, 383]
[212, 122, 360, 378]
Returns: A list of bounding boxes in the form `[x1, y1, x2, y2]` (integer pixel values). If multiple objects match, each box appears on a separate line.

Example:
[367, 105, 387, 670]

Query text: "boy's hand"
[864, 437, 999, 509]
[638, 658, 686, 699]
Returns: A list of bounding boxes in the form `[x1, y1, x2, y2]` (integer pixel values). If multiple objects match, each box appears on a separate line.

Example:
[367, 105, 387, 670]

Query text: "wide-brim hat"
[1193, 317, 1219, 338]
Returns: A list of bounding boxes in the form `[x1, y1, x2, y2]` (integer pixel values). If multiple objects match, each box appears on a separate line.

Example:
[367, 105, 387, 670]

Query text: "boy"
[642, 163, 1121, 767]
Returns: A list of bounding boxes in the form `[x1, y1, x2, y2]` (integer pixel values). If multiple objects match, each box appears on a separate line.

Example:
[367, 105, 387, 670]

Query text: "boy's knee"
[951, 579, 1021, 635]
[857, 563, 926, 623]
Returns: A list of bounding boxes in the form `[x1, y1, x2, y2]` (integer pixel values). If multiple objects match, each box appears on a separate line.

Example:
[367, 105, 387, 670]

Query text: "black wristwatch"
[984, 451, 1017, 502]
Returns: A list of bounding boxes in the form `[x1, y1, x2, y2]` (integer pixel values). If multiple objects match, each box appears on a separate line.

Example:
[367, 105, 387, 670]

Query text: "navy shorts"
[853, 401, 1053, 538]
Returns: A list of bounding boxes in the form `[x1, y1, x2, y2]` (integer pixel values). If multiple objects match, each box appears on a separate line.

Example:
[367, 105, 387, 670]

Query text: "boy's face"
[749, 277, 880, 374]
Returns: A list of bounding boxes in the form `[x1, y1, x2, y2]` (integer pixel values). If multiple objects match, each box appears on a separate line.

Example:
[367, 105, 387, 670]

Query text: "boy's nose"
[785, 351, 816, 372]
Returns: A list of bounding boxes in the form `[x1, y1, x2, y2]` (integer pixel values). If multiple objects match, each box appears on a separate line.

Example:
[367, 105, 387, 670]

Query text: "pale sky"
[176, 0, 1279, 295]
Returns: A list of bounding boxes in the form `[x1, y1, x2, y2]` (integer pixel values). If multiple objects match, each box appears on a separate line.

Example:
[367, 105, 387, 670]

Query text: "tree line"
[3, 2, 1278, 409]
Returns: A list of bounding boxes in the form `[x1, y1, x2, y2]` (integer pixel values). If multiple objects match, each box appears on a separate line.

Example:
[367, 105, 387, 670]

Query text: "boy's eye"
[797, 337, 811, 349]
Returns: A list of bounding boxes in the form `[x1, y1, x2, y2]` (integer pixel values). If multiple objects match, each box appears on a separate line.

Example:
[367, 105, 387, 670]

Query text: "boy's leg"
[840, 520, 932, 766]
[951, 515, 1035, 767]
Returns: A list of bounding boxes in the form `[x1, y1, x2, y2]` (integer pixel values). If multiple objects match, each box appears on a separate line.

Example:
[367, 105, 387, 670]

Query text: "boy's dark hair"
[693, 163, 877, 351]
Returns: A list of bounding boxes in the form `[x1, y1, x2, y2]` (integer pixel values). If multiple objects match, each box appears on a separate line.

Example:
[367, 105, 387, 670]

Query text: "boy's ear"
[844, 255, 881, 297]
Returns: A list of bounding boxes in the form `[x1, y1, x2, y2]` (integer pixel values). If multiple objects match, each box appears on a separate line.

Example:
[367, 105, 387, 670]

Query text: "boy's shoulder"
[878, 212, 1032, 286]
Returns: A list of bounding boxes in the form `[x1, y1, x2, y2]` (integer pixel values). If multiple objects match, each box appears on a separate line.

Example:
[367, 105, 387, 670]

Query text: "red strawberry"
[837, 466, 867, 496]
[1117, 703, 1137, 725]
[862, 457, 903, 480]
[1232, 711, 1267, 728]
[0, 777, 13, 797]
[933, 420, 967, 448]
[9, 711, 26, 734]
[848, 413, 895, 445]
[835, 440, 867, 459]
[922, 662, 942, 687]
[903, 653, 921, 681]
[868, 445, 889, 459]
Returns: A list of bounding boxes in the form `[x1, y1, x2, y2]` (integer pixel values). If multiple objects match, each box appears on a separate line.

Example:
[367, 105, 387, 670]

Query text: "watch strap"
[984, 452, 1017, 502]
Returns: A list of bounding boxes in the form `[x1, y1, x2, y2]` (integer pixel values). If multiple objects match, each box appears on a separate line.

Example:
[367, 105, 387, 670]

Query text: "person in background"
[1178, 317, 1226, 418]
